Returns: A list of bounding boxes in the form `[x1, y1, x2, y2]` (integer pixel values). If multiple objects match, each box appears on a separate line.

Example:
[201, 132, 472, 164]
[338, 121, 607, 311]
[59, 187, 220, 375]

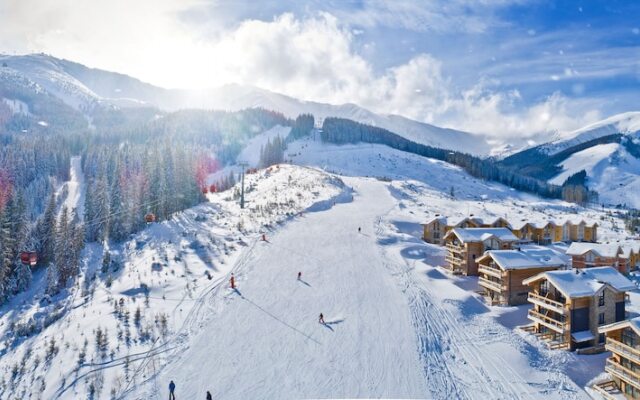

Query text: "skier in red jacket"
[230, 273, 235, 289]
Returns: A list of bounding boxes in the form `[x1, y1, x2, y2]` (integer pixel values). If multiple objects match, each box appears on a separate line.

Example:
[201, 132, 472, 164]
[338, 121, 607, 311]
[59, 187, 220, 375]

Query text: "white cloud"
[0, 2, 603, 139]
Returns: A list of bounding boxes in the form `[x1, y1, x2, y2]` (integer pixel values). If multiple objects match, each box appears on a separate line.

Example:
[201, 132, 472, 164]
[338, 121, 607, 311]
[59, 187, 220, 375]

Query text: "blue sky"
[1, 0, 639, 139]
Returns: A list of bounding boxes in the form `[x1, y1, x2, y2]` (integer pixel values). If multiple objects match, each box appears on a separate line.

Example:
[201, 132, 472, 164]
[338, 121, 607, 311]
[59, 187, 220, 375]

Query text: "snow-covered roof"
[510, 220, 529, 230]
[446, 216, 473, 227]
[523, 266, 635, 298]
[446, 227, 518, 243]
[478, 248, 566, 271]
[566, 242, 622, 258]
[599, 317, 640, 336]
[555, 218, 598, 228]
[423, 216, 447, 226]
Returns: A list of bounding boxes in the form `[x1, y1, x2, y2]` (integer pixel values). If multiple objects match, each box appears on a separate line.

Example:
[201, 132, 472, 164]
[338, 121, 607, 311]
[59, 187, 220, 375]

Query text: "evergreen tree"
[46, 263, 59, 295]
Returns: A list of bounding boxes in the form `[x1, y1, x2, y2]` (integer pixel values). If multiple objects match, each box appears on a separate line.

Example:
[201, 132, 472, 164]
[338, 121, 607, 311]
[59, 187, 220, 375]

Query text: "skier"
[318, 313, 325, 324]
[358, 227, 361, 233]
[262, 233, 266, 241]
[169, 380, 176, 400]
[206, 391, 213, 400]
[230, 273, 235, 289]
[297, 271, 302, 280]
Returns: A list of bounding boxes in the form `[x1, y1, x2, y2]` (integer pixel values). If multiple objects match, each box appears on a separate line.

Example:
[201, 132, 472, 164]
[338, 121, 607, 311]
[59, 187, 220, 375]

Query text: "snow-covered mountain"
[0, 54, 491, 155]
[540, 112, 640, 156]
[502, 112, 640, 208]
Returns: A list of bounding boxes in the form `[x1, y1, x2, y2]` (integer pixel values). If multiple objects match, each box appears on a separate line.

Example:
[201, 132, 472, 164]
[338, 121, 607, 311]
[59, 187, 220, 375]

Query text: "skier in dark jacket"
[319, 313, 325, 324]
[169, 380, 176, 400]
[206, 391, 213, 400]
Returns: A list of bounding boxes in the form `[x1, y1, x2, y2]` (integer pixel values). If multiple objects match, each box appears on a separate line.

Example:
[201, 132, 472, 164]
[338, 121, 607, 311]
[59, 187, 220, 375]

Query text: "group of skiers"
[229, 259, 332, 326]
[169, 380, 213, 399]
[169, 226, 368, 398]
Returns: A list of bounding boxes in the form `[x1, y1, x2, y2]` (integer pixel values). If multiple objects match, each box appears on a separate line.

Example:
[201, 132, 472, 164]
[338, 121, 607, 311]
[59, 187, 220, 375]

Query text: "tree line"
[321, 117, 586, 201]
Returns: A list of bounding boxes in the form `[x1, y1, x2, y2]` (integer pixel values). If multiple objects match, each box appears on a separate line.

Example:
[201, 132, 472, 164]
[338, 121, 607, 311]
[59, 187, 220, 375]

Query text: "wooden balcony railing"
[606, 338, 640, 365]
[528, 292, 565, 315]
[445, 243, 465, 254]
[527, 309, 566, 333]
[478, 276, 504, 293]
[605, 358, 640, 391]
[478, 265, 502, 279]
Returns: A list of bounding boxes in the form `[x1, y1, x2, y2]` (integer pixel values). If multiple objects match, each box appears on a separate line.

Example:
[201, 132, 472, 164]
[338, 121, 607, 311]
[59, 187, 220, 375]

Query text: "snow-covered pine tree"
[46, 262, 60, 295]
[38, 192, 57, 264]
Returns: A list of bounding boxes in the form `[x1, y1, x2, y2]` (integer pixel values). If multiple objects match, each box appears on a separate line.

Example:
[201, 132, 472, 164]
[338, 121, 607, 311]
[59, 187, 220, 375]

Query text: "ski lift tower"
[238, 162, 248, 209]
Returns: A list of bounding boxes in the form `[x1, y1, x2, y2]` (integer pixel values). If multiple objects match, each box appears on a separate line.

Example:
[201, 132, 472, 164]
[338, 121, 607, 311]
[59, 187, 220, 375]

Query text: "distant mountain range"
[500, 112, 640, 208]
[0, 53, 490, 155]
[2, 53, 640, 207]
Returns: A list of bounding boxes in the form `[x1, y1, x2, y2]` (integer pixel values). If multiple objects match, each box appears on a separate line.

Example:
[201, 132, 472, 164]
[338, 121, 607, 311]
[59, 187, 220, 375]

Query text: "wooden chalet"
[566, 242, 629, 274]
[523, 267, 634, 351]
[595, 317, 640, 399]
[477, 247, 566, 306]
[443, 228, 519, 275]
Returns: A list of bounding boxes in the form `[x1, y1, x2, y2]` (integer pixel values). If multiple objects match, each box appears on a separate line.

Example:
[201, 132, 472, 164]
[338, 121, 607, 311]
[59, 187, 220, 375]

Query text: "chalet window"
[585, 252, 595, 264]
[623, 328, 636, 348]
[598, 312, 605, 325]
[433, 231, 440, 239]
[540, 281, 549, 296]
[598, 292, 605, 307]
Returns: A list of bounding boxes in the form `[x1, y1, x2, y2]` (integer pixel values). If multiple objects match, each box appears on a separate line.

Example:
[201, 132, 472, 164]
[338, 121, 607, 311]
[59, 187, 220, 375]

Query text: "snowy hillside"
[192, 84, 492, 155]
[2, 128, 639, 399]
[541, 112, 640, 156]
[0, 164, 348, 400]
[549, 142, 640, 208]
[0, 54, 491, 155]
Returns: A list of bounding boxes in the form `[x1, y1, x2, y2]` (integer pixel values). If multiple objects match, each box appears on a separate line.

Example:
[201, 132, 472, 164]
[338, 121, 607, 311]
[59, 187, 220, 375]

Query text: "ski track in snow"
[129, 178, 589, 400]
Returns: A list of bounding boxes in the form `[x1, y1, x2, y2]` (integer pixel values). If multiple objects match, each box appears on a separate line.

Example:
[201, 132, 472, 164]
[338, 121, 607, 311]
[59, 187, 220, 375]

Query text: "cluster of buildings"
[423, 215, 598, 246]
[422, 214, 640, 398]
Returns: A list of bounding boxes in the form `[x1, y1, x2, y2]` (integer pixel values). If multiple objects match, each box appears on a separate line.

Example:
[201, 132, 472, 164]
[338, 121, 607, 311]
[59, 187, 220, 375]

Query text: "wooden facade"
[443, 228, 518, 276]
[523, 267, 631, 351]
[477, 250, 564, 306]
[567, 243, 629, 274]
[596, 319, 640, 399]
[422, 217, 447, 245]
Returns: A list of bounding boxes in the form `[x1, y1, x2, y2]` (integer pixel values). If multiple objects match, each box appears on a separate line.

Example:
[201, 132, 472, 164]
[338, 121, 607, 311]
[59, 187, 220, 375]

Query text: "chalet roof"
[510, 220, 529, 230]
[622, 244, 640, 257]
[599, 317, 640, 336]
[446, 216, 474, 227]
[527, 219, 555, 229]
[478, 248, 565, 271]
[523, 266, 635, 298]
[556, 218, 598, 228]
[566, 242, 622, 258]
[423, 216, 447, 226]
[446, 228, 518, 244]
[474, 216, 509, 226]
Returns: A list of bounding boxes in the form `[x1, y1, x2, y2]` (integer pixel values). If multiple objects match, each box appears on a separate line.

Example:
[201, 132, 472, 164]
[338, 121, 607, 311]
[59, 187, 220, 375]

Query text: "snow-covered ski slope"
[55, 155, 86, 219]
[3, 132, 638, 399]
[136, 179, 428, 399]
[549, 142, 640, 208]
[135, 176, 595, 400]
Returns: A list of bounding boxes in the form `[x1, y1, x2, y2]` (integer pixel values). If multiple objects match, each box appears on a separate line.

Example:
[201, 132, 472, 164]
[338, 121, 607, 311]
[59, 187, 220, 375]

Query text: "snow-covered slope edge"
[0, 165, 349, 400]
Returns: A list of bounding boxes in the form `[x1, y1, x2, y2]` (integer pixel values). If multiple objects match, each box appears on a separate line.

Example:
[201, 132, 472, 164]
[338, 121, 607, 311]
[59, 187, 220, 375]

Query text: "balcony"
[478, 264, 502, 279]
[445, 243, 465, 254]
[605, 358, 640, 391]
[527, 309, 566, 334]
[478, 276, 504, 293]
[528, 292, 566, 315]
[606, 338, 640, 365]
